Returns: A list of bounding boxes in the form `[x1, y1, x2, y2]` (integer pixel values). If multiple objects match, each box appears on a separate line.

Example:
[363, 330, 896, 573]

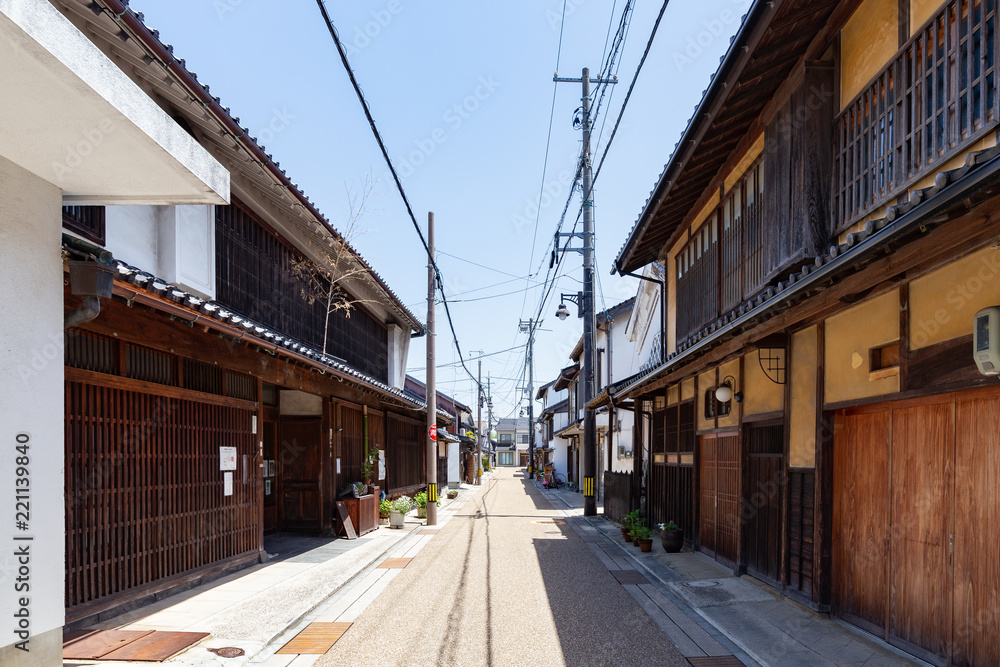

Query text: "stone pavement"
[311, 466, 689, 667]
[63, 478, 489, 667]
[544, 485, 926, 667]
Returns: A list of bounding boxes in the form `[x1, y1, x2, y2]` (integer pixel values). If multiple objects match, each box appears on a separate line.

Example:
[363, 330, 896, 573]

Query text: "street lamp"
[555, 292, 583, 320]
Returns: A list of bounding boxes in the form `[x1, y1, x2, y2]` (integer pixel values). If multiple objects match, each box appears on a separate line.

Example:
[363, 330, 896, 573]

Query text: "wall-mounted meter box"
[974, 307, 1000, 375]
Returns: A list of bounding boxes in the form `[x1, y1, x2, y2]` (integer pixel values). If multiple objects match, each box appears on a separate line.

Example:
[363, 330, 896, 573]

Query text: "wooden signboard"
[335, 501, 357, 539]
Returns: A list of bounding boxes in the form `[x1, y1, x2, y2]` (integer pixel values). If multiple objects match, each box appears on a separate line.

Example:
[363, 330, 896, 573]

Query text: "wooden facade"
[54, 0, 427, 627]
[612, 0, 1000, 664]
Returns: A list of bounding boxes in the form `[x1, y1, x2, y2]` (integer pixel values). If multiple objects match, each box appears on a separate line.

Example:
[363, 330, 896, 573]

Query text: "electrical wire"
[314, 0, 485, 400]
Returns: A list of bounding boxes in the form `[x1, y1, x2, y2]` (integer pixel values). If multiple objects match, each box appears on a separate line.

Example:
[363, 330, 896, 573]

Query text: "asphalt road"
[317, 467, 688, 667]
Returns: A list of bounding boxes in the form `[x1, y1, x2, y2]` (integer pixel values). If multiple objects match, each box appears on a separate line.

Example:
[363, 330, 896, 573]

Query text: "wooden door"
[833, 408, 890, 635]
[889, 400, 951, 665]
[953, 394, 1000, 667]
[278, 419, 322, 533]
[699, 435, 718, 557]
[715, 433, 740, 566]
[744, 423, 784, 584]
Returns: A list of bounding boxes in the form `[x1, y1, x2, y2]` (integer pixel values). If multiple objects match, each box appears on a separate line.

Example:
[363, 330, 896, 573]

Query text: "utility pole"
[476, 358, 482, 485]
[519, 320, 536, 479]
[426, 212, 438, 526]
[554, 67, 615, 517]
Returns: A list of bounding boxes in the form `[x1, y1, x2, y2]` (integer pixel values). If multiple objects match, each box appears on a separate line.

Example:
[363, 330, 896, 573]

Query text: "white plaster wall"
[609, 410, 635, 473]
[0, 155, 65, 662]
[105, 204, 216, 300]
[159, 205, 215, 300]
[447, 442, 459, 488]
[104, 204, 158, 269]
[386, 324, 409, 389]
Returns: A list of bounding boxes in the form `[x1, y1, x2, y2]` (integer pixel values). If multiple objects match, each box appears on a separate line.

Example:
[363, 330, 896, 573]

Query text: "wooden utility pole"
[554, 67, 615, 516]
[426, 211, 438, 525]
[476, 358, 483, 485]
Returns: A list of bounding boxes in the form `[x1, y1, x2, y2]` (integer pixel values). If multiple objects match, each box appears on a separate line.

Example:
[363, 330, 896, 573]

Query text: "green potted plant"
[634, 524, 654, 552]
[621, 510, 640, 543]
[379, 498, 392, 525]
[414, 491, 428, 518]
[447, 489, 459, 500]
[389, 495, 412, 529]
[659, 521, 684, 553]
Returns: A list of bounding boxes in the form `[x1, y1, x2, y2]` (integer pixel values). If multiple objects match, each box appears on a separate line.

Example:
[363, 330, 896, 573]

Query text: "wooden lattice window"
[676, 218, 718, 340]
[834, 0, 999, 230]
[215, 202, 389, 382]
[62, 206, 105, 245]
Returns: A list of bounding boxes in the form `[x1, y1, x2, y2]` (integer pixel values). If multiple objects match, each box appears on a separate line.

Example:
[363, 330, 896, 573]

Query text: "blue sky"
[134, 0, 747, 420]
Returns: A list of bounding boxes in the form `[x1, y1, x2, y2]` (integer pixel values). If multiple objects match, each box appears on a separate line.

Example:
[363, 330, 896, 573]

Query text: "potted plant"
[389, 495, 411, 529]
[634, 525, 654, 552]
[361, 448, 378, 486]
[621, 510, 640, 543]
[379, 498, 391, 525]
[447, 489, 458, 500]
[414, 491, 428, 518]
[659, 521, 684, 553]
[628, 514, 647, 548]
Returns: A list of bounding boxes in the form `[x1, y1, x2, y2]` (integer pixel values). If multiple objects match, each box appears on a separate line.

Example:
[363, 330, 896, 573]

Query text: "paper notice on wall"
[220, 446, 237, 471]
[224, 471, 233, 496]
[336, 458, 341, 474]
[378, 448, 386, 480]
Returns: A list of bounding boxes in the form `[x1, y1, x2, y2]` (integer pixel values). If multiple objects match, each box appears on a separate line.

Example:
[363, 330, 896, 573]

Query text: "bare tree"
[292, 174, 381, 358]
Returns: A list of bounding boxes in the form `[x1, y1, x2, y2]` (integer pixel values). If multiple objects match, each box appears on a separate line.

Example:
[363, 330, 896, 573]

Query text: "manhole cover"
[208, 647, 245, 658]
[533, 519, 566, 525]
[685, 580, 721, 588]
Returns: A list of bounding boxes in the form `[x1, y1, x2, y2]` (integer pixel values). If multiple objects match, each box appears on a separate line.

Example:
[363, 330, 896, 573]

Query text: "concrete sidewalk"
[63, 477, 492, 666]
[541, 485, 925, 667]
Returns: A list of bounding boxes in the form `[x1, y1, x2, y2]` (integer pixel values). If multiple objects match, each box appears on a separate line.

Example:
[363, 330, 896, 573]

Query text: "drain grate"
[685, 580, 721, 588]
[533, 519, 566, 525]
[208, 647, 245, 658]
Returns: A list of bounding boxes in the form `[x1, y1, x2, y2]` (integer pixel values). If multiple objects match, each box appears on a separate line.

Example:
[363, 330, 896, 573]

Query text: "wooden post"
[426, 212, 438, 526]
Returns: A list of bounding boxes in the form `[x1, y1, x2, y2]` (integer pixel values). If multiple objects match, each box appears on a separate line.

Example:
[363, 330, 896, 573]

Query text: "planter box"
[389, 509, 405, 529]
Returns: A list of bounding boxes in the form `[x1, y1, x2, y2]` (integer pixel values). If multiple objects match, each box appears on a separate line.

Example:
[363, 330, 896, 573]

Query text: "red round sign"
[429, 425, 437, 441]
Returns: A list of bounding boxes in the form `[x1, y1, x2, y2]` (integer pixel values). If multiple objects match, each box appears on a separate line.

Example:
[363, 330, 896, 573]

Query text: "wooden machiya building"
[605, 0, 1000, 664]
[53, 0, 431, 627]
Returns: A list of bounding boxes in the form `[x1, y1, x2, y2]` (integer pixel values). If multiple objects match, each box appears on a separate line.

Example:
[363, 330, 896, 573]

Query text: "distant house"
[404, 375, 476, 488]
[494, 417, 528, 466]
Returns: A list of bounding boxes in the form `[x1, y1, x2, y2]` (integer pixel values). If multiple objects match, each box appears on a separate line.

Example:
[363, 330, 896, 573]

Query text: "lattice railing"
[834, 0, 999, 230]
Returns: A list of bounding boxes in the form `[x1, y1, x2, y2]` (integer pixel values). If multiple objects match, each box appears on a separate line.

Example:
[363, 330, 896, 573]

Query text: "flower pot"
[379, 515, 389, 525]
[622, 530, 633, 543]
[638, 538, 653, 552]
[661, 529, 684, 553]
[417, 506, 426, 519]
[389, 509, 405, 529]
[632, 536, 643, 548]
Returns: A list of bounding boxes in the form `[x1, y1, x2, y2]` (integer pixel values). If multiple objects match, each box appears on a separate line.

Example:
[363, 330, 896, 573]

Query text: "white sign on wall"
[223, 472, 233, 496]
[378, 448, 386, 480]
[219, 446, 237, 471]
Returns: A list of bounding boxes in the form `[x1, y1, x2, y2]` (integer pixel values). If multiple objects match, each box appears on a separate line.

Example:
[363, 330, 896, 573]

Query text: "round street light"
[555, 303, 571, 320]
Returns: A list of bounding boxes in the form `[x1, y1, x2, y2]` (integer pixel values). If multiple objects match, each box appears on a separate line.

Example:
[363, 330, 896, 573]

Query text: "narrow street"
[312, 468, 688, 667]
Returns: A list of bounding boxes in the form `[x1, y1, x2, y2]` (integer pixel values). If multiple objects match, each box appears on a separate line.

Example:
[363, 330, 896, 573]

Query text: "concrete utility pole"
[476, 358, 482, 485]
[426, 212, 437, 526]
[519, 320, 536, 479]
[554, 67, 615, 517]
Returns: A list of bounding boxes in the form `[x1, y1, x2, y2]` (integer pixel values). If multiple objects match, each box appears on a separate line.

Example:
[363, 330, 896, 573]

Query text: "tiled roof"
[107, 258, 425, 410]
[81, 1, 422, 333]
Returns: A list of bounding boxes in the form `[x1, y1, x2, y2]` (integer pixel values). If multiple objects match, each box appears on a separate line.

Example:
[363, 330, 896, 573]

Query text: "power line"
[519, 0, 570, 323]
[593, 0, 671, 187]
[437, 251, 523, 278]
[314, 0, 484, 398]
